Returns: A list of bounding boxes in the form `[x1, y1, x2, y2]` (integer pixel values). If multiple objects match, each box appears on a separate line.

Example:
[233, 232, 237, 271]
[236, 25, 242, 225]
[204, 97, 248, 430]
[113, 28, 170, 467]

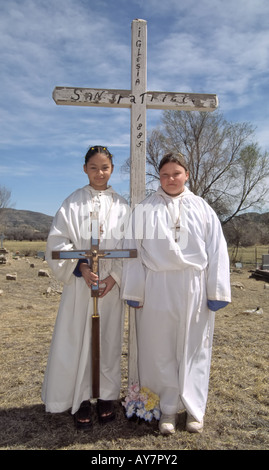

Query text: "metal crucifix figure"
[51, 210, 137, 398]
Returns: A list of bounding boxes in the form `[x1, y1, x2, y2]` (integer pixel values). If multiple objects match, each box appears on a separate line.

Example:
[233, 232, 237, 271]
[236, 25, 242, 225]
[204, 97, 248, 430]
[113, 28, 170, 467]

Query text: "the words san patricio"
[90, 454, 178, 466]
[53, 86, 218, 111]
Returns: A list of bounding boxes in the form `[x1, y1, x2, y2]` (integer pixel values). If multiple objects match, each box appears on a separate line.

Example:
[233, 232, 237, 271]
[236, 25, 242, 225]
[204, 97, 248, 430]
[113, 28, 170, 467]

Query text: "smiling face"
[83, 152, 113, 190]
[159, 161, 189, 196]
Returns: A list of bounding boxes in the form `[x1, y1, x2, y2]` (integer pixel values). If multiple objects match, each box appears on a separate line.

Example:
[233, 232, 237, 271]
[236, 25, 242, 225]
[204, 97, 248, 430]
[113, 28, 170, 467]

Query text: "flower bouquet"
[122, 383, 161, 422]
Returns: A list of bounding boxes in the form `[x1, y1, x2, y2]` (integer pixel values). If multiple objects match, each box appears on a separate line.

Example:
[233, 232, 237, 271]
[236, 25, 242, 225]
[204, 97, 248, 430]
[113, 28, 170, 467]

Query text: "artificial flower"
[122, 383, 160, 422]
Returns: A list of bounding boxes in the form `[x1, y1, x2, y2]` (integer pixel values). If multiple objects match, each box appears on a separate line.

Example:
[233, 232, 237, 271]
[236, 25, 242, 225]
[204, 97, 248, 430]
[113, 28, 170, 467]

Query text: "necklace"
[164, 199, 181, 242]
[99, 199, 113, 236]
[89, 188, 114, 238]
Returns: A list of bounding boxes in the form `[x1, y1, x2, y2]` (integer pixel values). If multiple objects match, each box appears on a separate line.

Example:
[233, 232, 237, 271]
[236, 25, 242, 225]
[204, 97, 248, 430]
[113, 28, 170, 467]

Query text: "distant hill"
[0, 208, 53, 240]
[0, 208, 268, 245]
[222, 212, 269, 246]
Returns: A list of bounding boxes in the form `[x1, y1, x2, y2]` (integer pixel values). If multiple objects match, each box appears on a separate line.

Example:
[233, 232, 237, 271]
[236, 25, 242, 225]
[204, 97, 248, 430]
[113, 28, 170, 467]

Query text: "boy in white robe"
[121, 152, 231, 434]
[42, 146, 130, 429]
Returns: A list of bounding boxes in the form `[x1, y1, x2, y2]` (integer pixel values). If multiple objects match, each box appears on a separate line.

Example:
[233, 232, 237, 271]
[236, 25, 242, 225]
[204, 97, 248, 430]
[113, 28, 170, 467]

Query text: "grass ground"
[0, 243, 268, 452]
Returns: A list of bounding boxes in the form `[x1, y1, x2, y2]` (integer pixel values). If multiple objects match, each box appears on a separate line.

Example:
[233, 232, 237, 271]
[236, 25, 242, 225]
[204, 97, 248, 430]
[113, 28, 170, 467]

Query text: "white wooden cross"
[52, 19, 218, 385]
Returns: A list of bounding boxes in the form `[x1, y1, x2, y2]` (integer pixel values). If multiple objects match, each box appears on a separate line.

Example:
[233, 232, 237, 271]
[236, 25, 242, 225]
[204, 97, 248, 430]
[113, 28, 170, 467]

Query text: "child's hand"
[79, 263, 99, 288]
[98, 275, 116, 298]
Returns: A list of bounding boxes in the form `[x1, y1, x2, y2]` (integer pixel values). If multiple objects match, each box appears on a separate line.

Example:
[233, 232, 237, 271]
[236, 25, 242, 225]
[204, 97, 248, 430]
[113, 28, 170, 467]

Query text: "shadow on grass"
[0, 400, 188, 450]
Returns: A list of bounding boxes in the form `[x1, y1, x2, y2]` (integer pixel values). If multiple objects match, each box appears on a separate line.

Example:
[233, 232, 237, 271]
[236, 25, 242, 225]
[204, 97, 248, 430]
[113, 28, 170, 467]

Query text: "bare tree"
[145, 110, 269, 222]
[0, 185, 13, 209]
[222, 143, 269, 222]
[0, 186, 14, 235]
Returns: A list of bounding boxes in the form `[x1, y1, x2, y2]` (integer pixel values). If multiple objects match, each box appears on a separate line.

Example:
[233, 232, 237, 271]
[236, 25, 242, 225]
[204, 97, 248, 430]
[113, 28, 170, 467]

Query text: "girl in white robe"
[121, 152, 231, 434]
[42, 146, 130, 429]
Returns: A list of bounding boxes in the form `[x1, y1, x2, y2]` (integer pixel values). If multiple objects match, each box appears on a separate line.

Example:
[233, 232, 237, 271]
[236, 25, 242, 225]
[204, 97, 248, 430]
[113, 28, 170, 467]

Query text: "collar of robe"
[86, 184, 115, 196]
[157, 186, 191, 201]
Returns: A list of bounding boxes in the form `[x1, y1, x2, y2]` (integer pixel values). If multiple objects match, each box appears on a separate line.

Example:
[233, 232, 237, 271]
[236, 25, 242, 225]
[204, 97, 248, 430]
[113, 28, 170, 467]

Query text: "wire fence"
[229, 245, 269, 268]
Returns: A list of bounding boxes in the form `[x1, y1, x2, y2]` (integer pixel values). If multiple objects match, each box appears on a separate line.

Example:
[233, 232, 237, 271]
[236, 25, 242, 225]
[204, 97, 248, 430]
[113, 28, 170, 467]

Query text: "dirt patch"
[0, 255, 268, 450]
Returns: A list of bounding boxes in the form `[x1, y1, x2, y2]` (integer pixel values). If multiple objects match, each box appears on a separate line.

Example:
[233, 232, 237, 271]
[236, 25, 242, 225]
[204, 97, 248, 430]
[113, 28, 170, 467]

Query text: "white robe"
[121, 187, 231, 422]
[42, 185, 130, 414]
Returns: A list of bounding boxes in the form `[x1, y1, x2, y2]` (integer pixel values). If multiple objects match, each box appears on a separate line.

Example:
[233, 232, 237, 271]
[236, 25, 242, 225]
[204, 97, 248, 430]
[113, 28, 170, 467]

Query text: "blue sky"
[1, 0, 268, 216]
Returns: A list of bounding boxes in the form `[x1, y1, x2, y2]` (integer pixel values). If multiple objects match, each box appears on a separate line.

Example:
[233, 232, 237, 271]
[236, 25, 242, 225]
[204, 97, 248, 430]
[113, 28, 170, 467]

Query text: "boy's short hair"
[159, 152, 188, 172]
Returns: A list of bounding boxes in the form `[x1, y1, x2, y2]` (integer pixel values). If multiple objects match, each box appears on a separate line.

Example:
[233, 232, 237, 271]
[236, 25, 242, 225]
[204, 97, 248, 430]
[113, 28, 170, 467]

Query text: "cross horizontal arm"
[53, 87, 218, 111]
[52, 249, 137, 260]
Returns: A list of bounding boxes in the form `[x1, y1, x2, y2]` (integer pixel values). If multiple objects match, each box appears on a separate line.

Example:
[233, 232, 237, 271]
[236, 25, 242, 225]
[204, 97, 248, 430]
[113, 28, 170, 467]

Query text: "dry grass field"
[0, 242, 268, 452]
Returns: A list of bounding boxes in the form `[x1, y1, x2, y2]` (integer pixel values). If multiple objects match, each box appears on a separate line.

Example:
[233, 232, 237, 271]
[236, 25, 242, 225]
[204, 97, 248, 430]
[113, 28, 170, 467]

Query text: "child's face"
[84, 152, 113, 190]
[159, 162, 189, 196]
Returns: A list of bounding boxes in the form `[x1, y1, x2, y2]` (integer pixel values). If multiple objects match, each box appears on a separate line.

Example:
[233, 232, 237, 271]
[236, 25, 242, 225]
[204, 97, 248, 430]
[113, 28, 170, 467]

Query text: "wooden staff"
[91, 296, 100, 398]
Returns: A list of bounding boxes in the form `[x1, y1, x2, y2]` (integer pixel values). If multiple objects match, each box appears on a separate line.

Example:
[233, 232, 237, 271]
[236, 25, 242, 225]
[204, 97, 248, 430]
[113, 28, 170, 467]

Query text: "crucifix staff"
[51, 211, 137, 398]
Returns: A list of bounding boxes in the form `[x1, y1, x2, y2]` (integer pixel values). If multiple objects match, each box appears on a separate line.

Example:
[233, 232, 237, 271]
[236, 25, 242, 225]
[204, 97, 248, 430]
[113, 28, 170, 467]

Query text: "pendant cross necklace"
[167, 202, 181, 242]
[89, 190, 114, 238]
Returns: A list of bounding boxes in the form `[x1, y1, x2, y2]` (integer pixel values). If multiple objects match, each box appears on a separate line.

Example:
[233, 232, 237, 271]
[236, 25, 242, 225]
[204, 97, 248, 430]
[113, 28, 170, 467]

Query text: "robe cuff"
[207, 300, 229, 311]
[73, 259, 88, 277]
[127, 300, 142, 308]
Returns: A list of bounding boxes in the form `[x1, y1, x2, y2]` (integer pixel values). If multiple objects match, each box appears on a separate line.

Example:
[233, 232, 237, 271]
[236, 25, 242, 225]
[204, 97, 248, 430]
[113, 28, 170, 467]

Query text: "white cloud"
[0, 0, 268, 215]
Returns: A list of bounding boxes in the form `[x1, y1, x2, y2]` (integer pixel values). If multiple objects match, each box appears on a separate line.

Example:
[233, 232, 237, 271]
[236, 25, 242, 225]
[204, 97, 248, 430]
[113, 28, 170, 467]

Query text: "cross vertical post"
[128, 19, 147, 385]
[130, 19, 147, 207]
